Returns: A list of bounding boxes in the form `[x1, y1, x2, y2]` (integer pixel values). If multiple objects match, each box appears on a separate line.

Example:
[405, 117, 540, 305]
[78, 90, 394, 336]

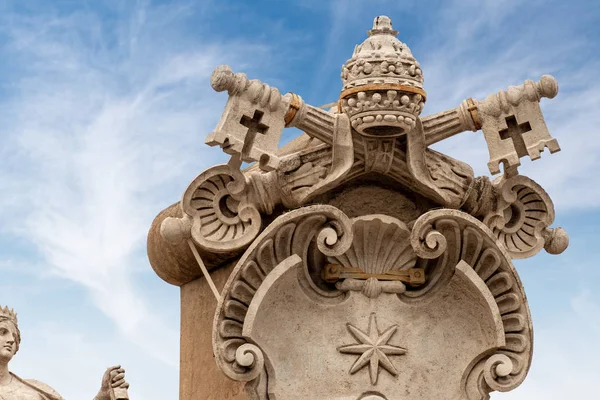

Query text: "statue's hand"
[96, 365, 129, 400]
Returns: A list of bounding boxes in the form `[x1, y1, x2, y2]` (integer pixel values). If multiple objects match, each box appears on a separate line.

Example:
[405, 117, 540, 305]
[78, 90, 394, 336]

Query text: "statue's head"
[0, 306, 20, 363]
[340, 16, 425, 138]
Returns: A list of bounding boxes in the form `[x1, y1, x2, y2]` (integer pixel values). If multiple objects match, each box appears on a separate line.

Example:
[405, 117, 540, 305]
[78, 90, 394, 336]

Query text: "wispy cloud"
[301, 0, 598, 213]
[0, 0, 273, 370]
[0, 0, 597, 399]
[418, 0, 598, 212]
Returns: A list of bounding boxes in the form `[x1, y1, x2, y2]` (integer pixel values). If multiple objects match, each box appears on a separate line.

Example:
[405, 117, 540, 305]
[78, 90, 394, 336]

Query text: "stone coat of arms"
[147, 16, 568, 400]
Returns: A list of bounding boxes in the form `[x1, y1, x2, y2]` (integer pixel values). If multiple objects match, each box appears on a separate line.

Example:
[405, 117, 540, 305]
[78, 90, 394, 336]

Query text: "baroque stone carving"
[160, 162, 263, 254]
[206, 65, 291, 171]
[0, 306, 130, 400]
[212, 205, 353, 383]
[146, 14, 569, 400]
[484, 174, 568, 259]
[340, 16, 424, 137]
[409, 210, 533, 395]
[209, 205, 533, 399]
[476, 75, 560, 175]
[326, 215, 418, 298]
[338, 313, 407, 385]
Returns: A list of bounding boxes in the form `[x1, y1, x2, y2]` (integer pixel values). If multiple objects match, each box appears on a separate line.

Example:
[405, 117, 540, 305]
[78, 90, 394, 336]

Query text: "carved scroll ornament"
[160, 162, 263, 254]
[483, 174, 568, 259]
[144, 15, 571, 400]
[410, 209, 533, 396]
[212, 205, 354, 382]
[326, 215, 419, 298]
[211, 205, 533, 399]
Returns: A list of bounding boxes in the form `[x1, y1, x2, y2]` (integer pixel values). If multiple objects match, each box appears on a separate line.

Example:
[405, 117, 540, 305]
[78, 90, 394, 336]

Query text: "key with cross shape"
[206, 65, 290, 172]
[498, 115, 531, 158]
[475, 75, 561, 175]
[239, 110, 269, 160]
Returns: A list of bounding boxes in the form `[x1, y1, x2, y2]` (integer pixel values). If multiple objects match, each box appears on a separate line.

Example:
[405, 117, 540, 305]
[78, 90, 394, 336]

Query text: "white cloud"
[10, 319, 178, 399]
[418, 0, 597, 212]
[0, 0, 597, 398]
[0, 1, 276, 396]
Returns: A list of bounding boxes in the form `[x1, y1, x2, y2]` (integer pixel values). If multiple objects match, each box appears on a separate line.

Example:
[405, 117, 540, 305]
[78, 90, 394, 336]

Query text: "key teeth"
[488, 154, 521, 176]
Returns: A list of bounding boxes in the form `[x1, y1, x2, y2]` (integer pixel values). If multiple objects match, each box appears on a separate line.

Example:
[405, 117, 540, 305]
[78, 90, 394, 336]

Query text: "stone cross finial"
[368, 15, 398, 36]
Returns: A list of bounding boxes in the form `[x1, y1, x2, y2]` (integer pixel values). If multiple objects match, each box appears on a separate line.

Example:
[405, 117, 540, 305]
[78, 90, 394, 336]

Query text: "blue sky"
[0, 0, 598, 398]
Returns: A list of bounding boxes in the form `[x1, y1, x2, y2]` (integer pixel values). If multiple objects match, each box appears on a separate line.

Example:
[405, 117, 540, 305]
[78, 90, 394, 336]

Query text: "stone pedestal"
[180, 264, 245, 400]
[146, 14, 568, 400]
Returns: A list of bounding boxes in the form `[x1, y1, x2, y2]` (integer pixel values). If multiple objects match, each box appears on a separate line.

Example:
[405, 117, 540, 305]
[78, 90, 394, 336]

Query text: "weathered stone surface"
[211, 207, 532, 399]
[477, 75, 560, 175]
[147, 14, 567, 400]
[206, 65, 291, 171]
[180, 263, 246, 400]
[243, 259, 503, 398]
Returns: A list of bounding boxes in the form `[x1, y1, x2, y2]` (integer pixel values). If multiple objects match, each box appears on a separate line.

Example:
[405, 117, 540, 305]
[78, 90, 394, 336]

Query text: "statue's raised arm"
[96, 365, 130, 400]
[0, 306, 129, 400]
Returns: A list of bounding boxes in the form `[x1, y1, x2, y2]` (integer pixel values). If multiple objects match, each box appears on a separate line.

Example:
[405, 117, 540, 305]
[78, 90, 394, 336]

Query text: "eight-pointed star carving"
[338, 313, 407, 385]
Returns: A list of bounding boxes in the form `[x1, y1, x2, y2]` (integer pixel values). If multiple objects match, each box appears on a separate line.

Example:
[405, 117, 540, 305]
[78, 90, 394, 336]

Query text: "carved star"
[338, 313, 407, 385]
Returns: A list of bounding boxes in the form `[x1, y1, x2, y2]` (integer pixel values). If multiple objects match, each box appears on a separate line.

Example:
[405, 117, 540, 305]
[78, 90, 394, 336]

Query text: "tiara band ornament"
[0, 306, 18, 325]
[340, 84, 427, 101]
[339, 16, 426, 138]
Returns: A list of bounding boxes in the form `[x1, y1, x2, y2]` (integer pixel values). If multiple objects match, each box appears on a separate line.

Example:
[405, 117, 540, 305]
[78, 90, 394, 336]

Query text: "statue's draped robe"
[0, 373, 64, 400]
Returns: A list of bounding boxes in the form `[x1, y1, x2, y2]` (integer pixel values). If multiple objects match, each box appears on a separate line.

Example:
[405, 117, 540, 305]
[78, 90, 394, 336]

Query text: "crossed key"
[477, 75, 561, 175]
[206, 65, 291, 172]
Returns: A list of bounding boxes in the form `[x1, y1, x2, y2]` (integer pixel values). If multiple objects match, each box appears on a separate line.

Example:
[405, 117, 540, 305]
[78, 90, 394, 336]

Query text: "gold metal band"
[323, 264, 426, 286]
[284, 93, 301, 127]
[466, 98, 482, 130]
[339, 83, 427, 101]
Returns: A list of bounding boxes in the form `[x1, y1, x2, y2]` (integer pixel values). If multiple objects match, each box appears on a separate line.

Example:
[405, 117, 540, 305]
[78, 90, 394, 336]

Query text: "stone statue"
[0, 306, 130, 400]
[147, 15, 569, 400]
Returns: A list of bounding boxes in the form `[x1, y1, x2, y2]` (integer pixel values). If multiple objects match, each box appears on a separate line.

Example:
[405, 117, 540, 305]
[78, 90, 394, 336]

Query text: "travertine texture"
[476, 75, 560, 175]
[211, 207, 533, 399]
[0, 306, 130, 400]
[147, 15, 567, 400]
[243, 260, 503, 398]
[180, 263, 245, 400]
[205, 65, 291, 171]
[340, 15, 425, 137]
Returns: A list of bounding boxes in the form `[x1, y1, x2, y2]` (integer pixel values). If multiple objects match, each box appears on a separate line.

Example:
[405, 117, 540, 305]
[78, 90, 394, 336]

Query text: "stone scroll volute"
[146, 14, 568, 400]
[212, 205, 533, 400]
